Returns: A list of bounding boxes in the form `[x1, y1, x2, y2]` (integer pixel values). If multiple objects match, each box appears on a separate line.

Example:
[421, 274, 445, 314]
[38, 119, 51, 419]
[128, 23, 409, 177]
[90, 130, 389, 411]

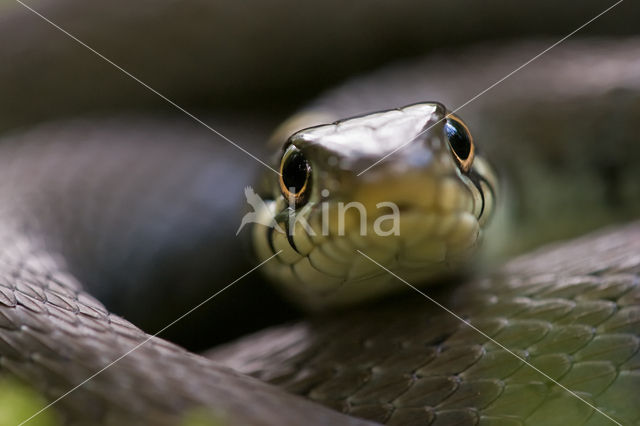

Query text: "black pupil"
[445, 118, 471, 160]
[282, 150, 309, 194]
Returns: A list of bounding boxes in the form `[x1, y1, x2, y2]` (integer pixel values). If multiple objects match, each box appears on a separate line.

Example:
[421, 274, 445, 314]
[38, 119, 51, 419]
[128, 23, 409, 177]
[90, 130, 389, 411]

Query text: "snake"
[0, 1, 640, 425]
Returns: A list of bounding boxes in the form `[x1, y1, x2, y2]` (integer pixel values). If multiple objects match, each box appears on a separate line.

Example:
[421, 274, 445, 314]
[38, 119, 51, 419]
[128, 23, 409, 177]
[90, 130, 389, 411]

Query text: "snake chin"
[253, 193, 484, 311]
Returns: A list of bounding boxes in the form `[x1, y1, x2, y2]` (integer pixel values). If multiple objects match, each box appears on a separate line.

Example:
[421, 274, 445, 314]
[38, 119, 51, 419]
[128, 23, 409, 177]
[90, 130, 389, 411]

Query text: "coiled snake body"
[0, 4, 639, 425]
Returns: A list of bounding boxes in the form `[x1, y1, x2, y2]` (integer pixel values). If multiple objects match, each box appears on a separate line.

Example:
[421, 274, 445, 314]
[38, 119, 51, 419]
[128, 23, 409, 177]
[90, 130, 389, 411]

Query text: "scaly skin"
[0, 120, 375, 426]
[211, 222, 640, 425]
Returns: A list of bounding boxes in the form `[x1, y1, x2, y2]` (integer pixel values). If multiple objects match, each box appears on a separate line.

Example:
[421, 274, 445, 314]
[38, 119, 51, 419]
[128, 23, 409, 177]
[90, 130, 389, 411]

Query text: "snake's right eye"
[279, 145, 311, 206]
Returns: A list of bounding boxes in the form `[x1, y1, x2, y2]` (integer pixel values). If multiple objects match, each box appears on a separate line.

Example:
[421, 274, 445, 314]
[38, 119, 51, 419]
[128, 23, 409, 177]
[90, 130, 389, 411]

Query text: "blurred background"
[1, 0, 639, 132]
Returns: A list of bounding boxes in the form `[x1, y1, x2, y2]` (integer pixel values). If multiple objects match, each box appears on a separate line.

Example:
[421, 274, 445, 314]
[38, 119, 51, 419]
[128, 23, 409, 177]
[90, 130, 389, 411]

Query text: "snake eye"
[279, 145, 311, 205]
[445, 115, 475, 173]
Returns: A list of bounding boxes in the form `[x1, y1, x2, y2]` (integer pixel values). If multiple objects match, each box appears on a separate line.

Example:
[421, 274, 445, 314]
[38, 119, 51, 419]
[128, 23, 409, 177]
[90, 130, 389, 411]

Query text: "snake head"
[255, 103, 498, 310]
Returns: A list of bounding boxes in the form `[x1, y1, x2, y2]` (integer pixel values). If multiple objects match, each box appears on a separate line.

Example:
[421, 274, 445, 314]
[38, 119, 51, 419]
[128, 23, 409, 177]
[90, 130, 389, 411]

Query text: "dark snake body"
[0, 2, 639, 425]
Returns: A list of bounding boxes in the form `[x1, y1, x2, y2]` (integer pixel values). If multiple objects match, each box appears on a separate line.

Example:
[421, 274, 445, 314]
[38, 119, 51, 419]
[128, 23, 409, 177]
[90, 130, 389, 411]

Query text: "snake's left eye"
[445, 115, 475, 173]
[279, 145, 311, 206]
